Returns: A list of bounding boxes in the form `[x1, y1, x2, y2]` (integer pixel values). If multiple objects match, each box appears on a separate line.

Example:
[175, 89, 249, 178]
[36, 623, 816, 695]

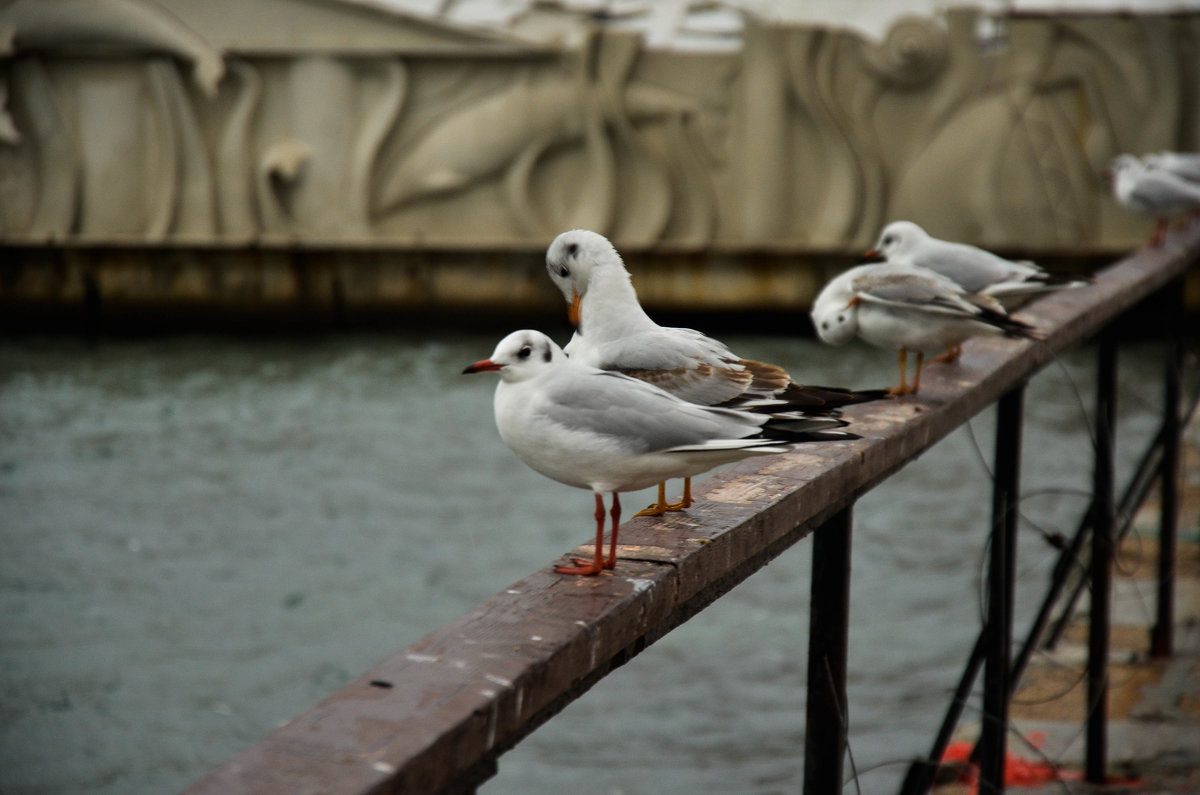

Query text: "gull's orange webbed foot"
[633, 504, 666, 518]
[555, 558, 606, 576]
[634, 482, 670, 517]
[932, 344, 961, 364]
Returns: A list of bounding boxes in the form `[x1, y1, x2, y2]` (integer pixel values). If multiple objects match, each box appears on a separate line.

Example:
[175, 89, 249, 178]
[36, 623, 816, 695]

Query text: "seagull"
[545, 229, 886, 516]
[463, 330, 855, 575]
[864, 220, 1085, 360]
[1145, 150, 1200, 183]
[866, 221, 1087, 311]
[1109, 153, 1200, 246]
[811, 263, 1039, 396]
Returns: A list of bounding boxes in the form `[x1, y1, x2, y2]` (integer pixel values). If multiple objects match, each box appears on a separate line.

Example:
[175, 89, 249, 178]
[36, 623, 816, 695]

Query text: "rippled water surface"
[0, 331, 1170, 794]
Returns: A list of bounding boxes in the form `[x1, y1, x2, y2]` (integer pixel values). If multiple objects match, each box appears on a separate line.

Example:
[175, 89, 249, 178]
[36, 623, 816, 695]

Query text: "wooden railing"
[186, 225, 1198, 794]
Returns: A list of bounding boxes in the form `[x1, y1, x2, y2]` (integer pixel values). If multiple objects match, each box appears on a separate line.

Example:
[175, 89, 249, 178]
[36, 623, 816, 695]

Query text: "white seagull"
[463, 330, 855, 576]
[811, 263, 1039, 396]
[867, 221, 1087, 311]
[1109, 153, 1200, 246]
[1145, 150, 1200, 183]
[545, 229, 885, 516]
[865, 220, 1085, 360]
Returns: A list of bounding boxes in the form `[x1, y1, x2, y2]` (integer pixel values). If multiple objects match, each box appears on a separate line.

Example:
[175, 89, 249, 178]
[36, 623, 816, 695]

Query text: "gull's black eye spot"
[566, 242, 579, 257]
[837, 314, 845, 323]
[882, 235, 894, 246]
[557, 266, 569, 278]
[517, 345, 532, 360]
[821, 321, 829, 330]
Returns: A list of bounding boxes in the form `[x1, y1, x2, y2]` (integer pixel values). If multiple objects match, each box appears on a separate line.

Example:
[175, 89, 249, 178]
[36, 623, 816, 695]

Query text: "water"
[0, 331, 1170, 794]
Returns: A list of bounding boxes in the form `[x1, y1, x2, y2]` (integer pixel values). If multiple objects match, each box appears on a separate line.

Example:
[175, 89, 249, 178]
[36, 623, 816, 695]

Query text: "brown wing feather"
[736, 359, 792, 393]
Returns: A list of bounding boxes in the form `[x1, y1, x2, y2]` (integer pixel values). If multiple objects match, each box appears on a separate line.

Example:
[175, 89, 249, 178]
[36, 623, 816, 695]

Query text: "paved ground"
[936, 415, 1200, 793]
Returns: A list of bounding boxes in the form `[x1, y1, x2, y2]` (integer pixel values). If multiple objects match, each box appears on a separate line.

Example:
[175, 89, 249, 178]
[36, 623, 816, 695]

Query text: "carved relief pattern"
[0, 1, 1196, 249]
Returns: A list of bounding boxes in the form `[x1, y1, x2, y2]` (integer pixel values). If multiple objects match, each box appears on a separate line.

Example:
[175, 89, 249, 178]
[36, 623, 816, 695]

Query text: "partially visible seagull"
[811, 263, 1039, 396]
[864, 220, 1085, 360]
[1110, 153, 1200, 247]
[867, 220, 1087, 310]
[1145, 151, 1200, 183]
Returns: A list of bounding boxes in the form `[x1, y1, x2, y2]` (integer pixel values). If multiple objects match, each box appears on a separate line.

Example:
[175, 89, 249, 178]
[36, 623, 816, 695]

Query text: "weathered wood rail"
[187, 225, 1199, 794]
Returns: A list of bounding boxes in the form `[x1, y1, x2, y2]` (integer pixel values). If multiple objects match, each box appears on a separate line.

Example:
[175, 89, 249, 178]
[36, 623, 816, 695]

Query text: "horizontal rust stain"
[186, 228, 1200, 795]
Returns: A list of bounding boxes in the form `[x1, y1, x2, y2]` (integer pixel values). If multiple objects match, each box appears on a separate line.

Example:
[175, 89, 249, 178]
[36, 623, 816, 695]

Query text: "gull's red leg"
[932, 342, 961, 363]
[603, 493, 621, 569]
[555, 493, 607, 576]
[911, 351, 926, 394]
[1151, 218, 1167, 247]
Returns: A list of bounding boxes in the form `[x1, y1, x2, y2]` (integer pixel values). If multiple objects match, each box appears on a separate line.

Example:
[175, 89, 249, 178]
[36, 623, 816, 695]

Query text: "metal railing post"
[804, 506, 852, 795]
[978, 386, 1025, 792]
[1086, 327, 1117, 783]
[1151, 278, 1182, 658]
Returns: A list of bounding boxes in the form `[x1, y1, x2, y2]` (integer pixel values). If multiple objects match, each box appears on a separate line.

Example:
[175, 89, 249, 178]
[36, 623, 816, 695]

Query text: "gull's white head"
[871, 220, 929, 262]
[810, 267, 865, 346]
[462, 330, 564, 383]
[1109, 153, 1143, 177]
[1108, 154, 1150, 209]
[545, 229, 628, 325]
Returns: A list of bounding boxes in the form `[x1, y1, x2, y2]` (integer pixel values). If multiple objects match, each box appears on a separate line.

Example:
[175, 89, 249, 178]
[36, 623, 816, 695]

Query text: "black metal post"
[899, 631, 986, 795]
[978, 386, 1024, 792]
[1040, 423, 1163, 652]
[804, 507, 852, 795]
[1086, 328, 1117, 784]
[1152, 279, 1182, 658]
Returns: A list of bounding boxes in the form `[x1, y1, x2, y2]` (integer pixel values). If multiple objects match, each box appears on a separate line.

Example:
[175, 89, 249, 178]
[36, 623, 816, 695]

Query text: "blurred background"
[1, 1, 1197, 793]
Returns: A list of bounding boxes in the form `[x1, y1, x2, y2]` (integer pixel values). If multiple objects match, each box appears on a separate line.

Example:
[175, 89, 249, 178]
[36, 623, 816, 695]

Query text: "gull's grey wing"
[538, 370, 762, 454]
[581, 328, 764, 406]
[1131, 170, 1200, 209]
[852, 270, 983, 317]
[912, 241, 1040, 293]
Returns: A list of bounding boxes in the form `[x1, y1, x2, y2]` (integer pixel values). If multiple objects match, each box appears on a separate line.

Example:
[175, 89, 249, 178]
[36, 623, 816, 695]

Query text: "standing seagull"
[463, 330, 854, 575]
[1109, 153, 1200, 247]
[545, 228, 885, 516]
[867, 221, 1086, 310]
[865, 220, 1085, 360]
[811, 263, 1039, 395]
[1145, 151, 1200, 183]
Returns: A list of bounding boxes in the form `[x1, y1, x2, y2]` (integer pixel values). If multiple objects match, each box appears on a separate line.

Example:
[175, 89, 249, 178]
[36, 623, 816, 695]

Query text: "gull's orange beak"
[462, 359, 503, 374]
[568, 291, 582, 327]
[861, 248, 886, 263]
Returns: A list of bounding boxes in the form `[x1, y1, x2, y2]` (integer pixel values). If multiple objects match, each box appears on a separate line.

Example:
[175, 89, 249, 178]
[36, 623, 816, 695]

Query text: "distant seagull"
[1145, 150, 1200, 183]
[864, 220, 1085, 360]
[866, 221, 1087, 311]
[1109, 153, 1200, 247]
[545, 228, 885, 516]
[811, 263, 1039, 396]
[463, 330, 855, 575]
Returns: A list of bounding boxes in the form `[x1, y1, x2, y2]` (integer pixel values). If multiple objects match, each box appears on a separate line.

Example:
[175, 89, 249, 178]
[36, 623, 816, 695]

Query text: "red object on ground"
[938, 735, 1143, 792]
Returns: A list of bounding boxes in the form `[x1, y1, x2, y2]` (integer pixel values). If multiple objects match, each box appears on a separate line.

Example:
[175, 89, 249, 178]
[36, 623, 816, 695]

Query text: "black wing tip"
[778, 383, 893, 410]
[996, 313, 1042, 340]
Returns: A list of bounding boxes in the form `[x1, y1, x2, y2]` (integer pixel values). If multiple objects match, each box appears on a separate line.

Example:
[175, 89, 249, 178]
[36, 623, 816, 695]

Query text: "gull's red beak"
[462, 359, 503, 374]
[861, 248, 886, 263]
[568, 291, 582, 327]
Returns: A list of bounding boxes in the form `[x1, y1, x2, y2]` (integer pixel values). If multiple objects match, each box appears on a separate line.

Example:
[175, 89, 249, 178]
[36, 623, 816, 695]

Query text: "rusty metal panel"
[186, 227, 1200, 795]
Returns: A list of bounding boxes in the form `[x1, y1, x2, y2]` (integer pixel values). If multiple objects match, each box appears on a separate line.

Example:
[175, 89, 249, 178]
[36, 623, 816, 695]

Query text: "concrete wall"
[0, 1, 1196, 320]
